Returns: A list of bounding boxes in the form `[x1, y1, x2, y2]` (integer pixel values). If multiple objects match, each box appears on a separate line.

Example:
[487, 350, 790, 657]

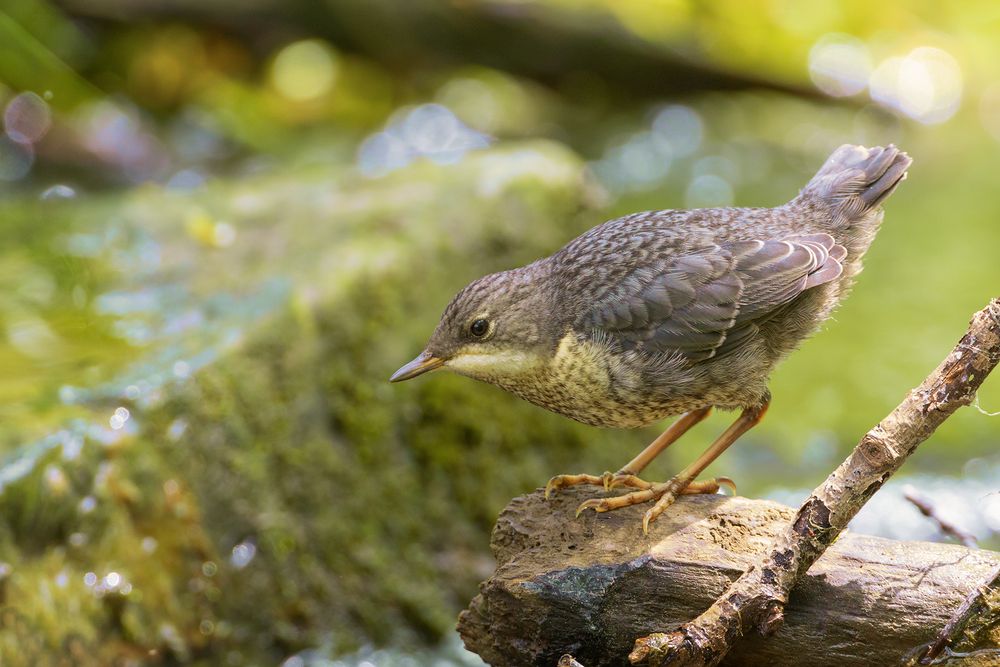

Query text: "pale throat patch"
[445, 346, 544, 377]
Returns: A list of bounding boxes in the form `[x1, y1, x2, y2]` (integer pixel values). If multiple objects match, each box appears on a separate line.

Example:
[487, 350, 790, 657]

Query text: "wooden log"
[458, 488, 1000, 667]
[627, 299, 1000, 666]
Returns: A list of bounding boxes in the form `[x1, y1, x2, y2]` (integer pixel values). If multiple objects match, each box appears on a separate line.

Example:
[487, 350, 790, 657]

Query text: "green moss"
[134, 142, 618, 659]
[0, 141, 623, 664]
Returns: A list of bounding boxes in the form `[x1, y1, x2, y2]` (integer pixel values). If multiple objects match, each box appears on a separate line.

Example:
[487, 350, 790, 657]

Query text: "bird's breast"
[493, 332, 690, 428]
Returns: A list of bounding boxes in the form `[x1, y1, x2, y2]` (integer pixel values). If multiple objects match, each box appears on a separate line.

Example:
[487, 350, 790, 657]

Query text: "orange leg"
[545, 406, 713, 498]
[578, 398, 770, 534]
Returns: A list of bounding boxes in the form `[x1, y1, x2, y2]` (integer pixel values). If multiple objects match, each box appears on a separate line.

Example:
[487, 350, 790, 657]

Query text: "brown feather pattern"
[582, 233, 845, 361]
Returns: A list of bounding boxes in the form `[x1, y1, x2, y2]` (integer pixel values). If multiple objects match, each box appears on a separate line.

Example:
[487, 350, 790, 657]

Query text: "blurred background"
[1, 0, 998, 665]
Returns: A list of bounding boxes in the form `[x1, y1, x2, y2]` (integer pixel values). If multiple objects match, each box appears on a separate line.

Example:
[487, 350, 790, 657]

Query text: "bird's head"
[390, 265, 560, 386]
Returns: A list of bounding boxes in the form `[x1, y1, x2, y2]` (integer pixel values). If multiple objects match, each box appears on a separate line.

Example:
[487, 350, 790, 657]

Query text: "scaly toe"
[545, 473, 613, 499]
[608, 473, 655, 491]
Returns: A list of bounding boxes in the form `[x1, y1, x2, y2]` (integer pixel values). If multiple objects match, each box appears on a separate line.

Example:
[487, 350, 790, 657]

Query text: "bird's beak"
[390, 351, 445, 382]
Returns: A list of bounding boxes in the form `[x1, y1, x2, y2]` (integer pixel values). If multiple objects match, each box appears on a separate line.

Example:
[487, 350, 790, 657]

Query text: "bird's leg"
[621, 407, 715, 474]
[578, 398, 769, 534]
[545, 406, 713, 498]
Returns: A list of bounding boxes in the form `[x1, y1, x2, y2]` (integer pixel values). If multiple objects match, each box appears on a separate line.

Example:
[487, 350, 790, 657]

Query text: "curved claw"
[641, 505, 661, 535]
[717, 476, 737, 495]
[575, 498, 609, 517]
[643, 489, 679, 534]
[545, 474, 580, 499]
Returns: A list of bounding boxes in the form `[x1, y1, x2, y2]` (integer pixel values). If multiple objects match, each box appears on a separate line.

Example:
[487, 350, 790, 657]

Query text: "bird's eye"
[469, 319, 489, 337]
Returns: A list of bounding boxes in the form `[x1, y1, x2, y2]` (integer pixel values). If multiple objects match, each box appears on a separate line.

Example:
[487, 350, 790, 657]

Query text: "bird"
[390, 144, 911, 533]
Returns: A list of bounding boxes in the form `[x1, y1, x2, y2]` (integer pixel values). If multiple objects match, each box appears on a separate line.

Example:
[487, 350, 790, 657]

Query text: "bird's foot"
[544, 470, 653, 498]
[575, 476, 735, 534]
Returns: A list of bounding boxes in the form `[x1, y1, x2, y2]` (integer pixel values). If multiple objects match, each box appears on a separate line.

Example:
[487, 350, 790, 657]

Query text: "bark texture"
[460, 299, 1000, 667]
[629, 299, 1000, 666]
[458, 490, 1000, 666]
[909, 563, 1000, 665]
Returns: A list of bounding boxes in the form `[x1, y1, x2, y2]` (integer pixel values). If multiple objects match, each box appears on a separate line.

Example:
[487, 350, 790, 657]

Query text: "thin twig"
[629, 299, 1000, 667]
[903, 485, 978, 549]
[912, 562, 1000, 664]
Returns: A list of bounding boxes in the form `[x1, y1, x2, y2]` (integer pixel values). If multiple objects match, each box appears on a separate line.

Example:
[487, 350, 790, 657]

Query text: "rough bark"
[460, 299, 1000, 667]
[628, 299, 1000, 666]
[458, 490, 1000, 666]
[907, 563, 1000, 665]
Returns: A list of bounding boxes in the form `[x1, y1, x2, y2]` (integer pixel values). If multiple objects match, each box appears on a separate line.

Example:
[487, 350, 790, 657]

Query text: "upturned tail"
[800, 144, 912, 225]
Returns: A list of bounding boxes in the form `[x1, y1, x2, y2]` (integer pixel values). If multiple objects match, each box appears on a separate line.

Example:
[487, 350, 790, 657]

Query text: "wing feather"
[584, 233, 845, 361]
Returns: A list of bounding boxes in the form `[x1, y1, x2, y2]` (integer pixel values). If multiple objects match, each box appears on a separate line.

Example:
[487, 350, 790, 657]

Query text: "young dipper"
[391, 144, 911, 533]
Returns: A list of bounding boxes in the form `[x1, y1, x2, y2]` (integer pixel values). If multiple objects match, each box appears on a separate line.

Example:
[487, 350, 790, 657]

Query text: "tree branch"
[903, 485, 978, 549]
[60, 0, 829, 102]
[907, 562, 1000, 665]
[630, 298, 1000, 666]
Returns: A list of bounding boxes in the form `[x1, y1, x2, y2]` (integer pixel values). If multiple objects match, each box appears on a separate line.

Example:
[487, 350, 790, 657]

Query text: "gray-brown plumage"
[391, 144, 911, 530]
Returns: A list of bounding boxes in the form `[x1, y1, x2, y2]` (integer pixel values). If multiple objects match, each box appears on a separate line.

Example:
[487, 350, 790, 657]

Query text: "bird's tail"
[800, 144, 912, 224]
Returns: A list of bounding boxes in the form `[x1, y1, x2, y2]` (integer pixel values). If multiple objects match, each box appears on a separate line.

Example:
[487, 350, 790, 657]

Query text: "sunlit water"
[770, 459, 1000, 550]
[285, 635, 485, 667]
[0, 195, 290, 491]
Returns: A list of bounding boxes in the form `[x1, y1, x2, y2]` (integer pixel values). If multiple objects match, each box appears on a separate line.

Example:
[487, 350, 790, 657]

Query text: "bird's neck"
[512, 260, 573, 352]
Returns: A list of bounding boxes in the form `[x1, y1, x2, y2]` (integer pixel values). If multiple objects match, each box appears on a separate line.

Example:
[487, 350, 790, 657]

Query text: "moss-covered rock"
[0, 141, 638, 664]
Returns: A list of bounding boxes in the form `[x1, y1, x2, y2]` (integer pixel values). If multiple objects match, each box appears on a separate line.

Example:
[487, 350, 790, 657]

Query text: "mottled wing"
[585, 233, 845, 361]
